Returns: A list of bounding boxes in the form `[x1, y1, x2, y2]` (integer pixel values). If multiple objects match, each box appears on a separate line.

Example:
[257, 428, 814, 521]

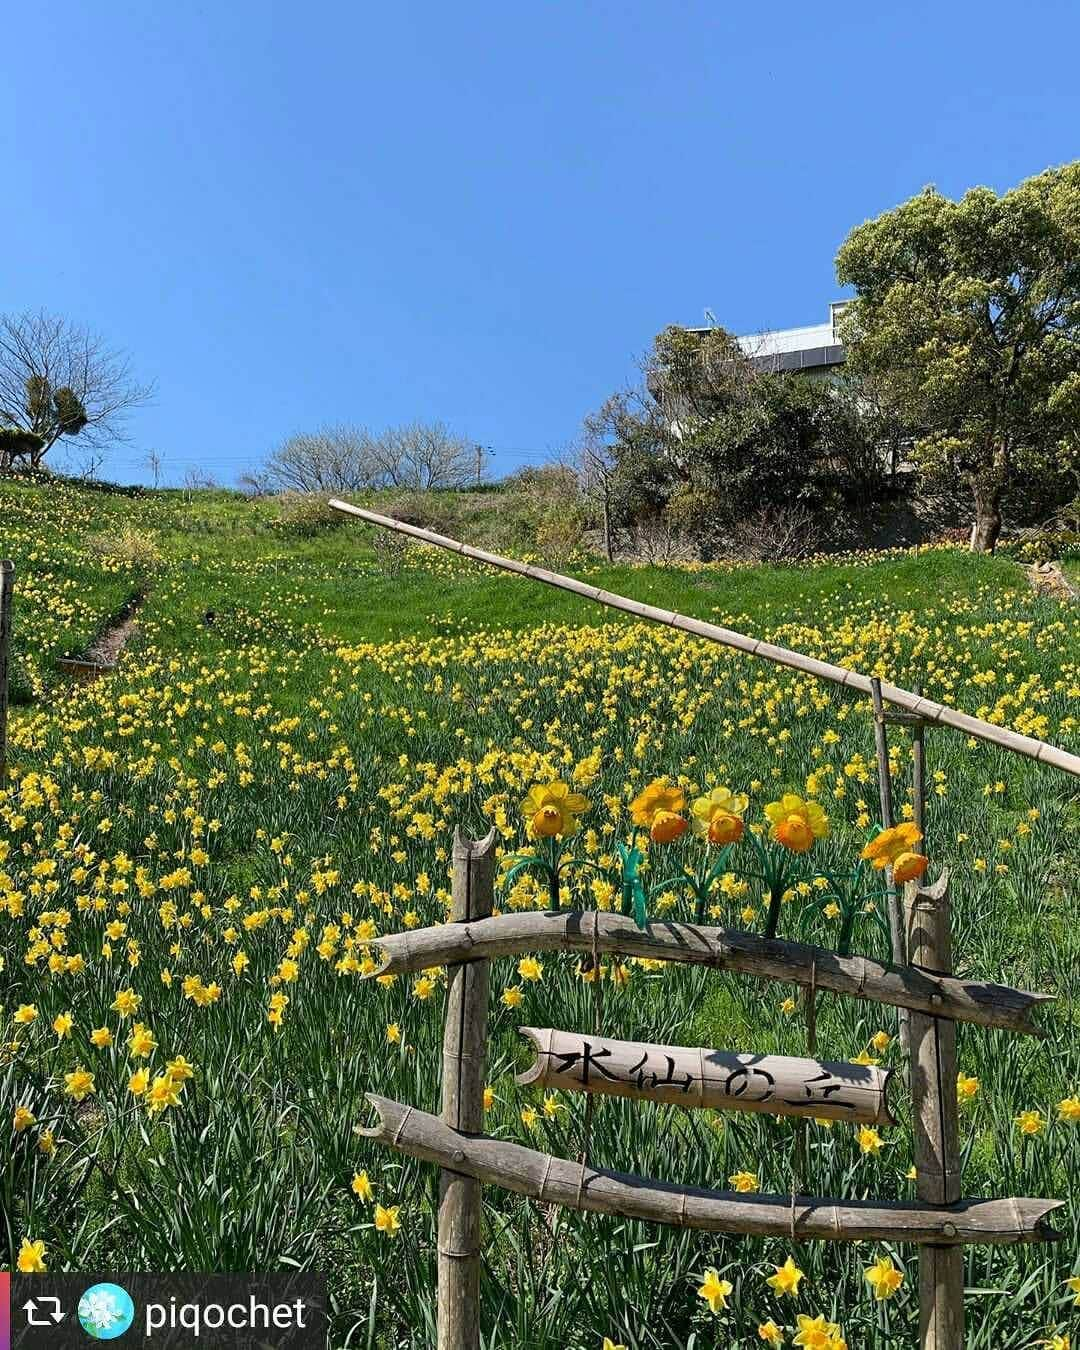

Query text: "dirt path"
[85, 611, 141, 665]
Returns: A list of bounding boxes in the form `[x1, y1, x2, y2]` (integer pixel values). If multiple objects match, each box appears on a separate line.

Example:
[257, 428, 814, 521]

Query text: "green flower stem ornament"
[615, 840, 648, 929]
[500, 836, 654, 930]
[647, 844, 736, 925]
[737, 830, 807, 941]
[814, 855, 890, 956]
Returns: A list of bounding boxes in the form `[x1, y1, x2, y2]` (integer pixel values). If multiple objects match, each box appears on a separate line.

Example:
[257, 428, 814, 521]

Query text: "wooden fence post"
[0, 561, 13, 790]
[870, 676, 905, 966]
[905, 870, 963, 1350]
[438, 826, 497, 1350]
[912, 680, 927, 843]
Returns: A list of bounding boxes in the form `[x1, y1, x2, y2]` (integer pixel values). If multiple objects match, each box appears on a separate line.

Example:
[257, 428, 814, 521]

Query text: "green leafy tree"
[584, 325, 881, 558]
[836, 163, 1080, 551]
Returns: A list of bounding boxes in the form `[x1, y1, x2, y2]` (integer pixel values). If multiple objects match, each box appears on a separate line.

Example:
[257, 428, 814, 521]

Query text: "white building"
[731, 302, 849, 378]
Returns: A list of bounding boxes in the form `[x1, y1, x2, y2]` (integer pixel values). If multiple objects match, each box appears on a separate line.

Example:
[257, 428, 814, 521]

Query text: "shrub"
[85, 524, 162, 575]
[271, 492, 345, 537]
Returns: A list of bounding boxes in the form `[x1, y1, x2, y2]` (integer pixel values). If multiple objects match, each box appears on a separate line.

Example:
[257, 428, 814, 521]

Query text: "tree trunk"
[969, 477, 1003, 553]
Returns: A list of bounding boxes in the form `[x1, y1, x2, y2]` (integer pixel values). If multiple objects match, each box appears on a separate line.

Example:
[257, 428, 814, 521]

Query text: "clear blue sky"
[4, 1, 1078, 486]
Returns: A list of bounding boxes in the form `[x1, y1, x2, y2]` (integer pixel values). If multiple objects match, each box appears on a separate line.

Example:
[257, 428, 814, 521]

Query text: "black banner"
[10, 1273, 326, 1349]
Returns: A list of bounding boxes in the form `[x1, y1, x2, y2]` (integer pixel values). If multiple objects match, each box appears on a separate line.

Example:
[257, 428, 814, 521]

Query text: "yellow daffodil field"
[3, 476, 1080, 1348]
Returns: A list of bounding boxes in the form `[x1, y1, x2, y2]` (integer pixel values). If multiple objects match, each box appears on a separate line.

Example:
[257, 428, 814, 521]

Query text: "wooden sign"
[517, 1027, 893, 1125]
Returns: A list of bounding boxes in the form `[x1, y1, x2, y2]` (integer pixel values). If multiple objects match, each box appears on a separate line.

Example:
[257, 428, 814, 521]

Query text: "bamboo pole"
[366, 910, 1051, 1037]
[912, 680, 927, 842]
[361, 1094, 1062, 1246]
[327, 500, 1080, 779]
[906, 871, 964, 1349]
[871, 676, 904, 966]
[438, 826, 496, 1350]
[0, 561, 13, 790]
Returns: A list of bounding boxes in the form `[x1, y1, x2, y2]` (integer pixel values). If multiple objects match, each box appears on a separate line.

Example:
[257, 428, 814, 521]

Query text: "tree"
[0, 310, 151, 470]
[260, 425, 376, 494]
[366, 421, 477, 490]
[259, 420, 477, 495]
[836, 163, 1080, 551]
[583, 325, 882, 559]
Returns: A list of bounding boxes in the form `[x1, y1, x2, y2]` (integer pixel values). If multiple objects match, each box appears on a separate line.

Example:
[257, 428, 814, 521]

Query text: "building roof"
[736, 320, 837, 358]
[684, 303, 848, 375]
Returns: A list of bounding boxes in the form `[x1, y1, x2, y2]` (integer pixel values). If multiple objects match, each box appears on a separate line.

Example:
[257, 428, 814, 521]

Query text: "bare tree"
[259, 420, 477, 495]
[0, 310, 152, 470]
[261, 425, 377, 493]
[367, 421, 476, 490]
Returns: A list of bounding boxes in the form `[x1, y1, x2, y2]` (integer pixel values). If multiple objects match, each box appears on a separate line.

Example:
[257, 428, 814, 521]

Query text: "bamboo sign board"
[517, 1027, 894, 1125]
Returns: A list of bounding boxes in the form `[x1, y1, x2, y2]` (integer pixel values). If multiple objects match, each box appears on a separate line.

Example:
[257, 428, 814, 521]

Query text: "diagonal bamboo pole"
[328, 501, 1080, 779]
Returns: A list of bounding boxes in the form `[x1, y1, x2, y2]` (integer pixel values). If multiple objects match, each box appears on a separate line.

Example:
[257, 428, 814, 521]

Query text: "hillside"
[3, 475, 1080, 1347]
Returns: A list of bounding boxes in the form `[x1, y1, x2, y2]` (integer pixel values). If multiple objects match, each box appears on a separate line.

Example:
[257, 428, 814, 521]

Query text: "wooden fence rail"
[362, 1094, 1061, 1246]
[367, 910, 1050, 1037]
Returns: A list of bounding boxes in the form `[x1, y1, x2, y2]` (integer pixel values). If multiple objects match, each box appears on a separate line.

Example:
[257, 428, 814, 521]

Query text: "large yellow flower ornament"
[764, 794, 829, 854]
[692, 785, 749, 845]
[520, 781, 589, 838]
[860, 821, 928, 882]
[630, 780, 688, 844]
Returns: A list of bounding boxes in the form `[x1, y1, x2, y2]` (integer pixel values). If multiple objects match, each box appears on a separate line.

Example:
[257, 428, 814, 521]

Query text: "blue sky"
[4, 1, 1078, 486]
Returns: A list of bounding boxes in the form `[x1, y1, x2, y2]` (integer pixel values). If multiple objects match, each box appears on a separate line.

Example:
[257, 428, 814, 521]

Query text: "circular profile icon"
[77, 1283, 135, 1340]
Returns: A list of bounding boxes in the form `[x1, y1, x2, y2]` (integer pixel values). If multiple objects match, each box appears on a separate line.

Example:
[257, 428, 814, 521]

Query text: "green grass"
[2, 475, 1080, 1348]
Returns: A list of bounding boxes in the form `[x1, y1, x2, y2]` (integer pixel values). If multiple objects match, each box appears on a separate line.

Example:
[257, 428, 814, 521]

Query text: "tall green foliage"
[837, 162, 1080, 551]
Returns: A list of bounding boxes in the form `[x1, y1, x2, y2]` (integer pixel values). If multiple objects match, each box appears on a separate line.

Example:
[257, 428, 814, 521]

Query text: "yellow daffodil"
[1057, 1096, 1080, 1122]
[728, 1169, 759, 1193]
[767, 1257, 805, 1297]
[696, 1267, 733, 1313]
[17, 1237, 47, 1273]
[864, 1254, 904, 1300]
[957, 1072, 980, 1103]
[64, 1067, 95, 1101]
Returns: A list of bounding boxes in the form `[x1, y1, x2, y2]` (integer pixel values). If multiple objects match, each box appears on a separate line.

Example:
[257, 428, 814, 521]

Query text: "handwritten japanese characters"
[517, 1027, 893, 1125]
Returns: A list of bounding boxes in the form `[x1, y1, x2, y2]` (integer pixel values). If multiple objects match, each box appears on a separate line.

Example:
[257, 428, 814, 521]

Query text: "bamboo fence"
[361, 837, 1060, 1350]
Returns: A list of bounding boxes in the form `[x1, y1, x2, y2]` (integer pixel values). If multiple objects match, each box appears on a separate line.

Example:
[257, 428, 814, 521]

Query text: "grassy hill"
[3, 474, 1080, 1347]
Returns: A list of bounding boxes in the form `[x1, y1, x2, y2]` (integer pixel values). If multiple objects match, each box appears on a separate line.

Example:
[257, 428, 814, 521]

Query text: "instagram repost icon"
[77, 1284, 135, 1340]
